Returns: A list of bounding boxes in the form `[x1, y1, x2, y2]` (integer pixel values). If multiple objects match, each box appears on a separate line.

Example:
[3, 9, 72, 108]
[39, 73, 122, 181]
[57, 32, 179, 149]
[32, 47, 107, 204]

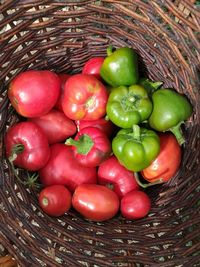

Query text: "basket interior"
[0, 1, 200, 266]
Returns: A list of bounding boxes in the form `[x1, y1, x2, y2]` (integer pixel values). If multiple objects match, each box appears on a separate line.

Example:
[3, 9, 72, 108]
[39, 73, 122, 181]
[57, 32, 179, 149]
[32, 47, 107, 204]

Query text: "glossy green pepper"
[106, 84, 152, 128]
[112, 125, 160, 172]
[100, 46, 139, 87]
[149, 88, 193, 145]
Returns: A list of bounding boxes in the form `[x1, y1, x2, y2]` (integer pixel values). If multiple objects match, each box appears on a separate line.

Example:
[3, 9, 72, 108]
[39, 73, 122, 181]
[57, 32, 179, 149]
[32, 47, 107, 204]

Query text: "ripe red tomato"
[39, 143, 97, 192]
[54, 73, 71, 111]
[141, 133, 182, 183]
[72, 184, 119, 222]
[66, 127, 112, 167]
[29, 109, 77, 144]
[82, 57, 104, 80]
[8, 70, 61, 118]
[5, 121, 50, 171]
[39, 185, 72, 217]
[121, 190, 151, 220]
[75, 117, 116, 138]
[98, 155, 139, 199]
[62, 74, 108, 121]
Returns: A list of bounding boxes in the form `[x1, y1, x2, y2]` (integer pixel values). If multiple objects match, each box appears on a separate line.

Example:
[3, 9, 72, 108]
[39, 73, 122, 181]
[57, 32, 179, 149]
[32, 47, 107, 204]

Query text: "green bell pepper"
[149, 88, 193, 145]
[112, 125, 160, 172]
[106, 84, 153, 128]
[100, 46, 139, 87]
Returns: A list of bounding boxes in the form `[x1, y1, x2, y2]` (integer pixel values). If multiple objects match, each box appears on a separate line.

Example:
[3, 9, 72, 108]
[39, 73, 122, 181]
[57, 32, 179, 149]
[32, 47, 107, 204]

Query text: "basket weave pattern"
[0, 1, 200, 266]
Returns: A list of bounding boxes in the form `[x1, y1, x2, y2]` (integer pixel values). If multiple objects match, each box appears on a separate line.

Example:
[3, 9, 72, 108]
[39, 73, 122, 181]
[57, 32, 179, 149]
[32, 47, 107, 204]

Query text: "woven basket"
[0, 1, 200, 266]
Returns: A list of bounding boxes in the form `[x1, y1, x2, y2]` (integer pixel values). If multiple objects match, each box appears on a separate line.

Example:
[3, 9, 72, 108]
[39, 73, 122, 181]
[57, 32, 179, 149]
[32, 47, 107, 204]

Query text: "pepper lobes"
[106, 85, 153, 128]
[100, 46, 139, 87]
[112, 125, 160, 172]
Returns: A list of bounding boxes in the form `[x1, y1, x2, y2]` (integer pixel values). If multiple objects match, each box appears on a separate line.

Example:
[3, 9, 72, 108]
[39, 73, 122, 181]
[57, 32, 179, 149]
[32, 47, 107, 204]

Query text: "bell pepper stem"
[170, 122, 185, 145]
[65, 134, 94, 155]
[134, 172, 163, 188]
[132, 125, 140, 140]
[107, 45, 113, 56]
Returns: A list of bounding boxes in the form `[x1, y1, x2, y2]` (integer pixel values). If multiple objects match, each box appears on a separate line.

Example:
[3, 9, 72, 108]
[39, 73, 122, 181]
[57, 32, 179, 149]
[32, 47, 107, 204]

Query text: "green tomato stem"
[9, 144, 24, 162]
[170, 122, 185, 145]
[107, 45, 113, 56]
[65, 134, 94, 155]
[134, 172, 163, 188]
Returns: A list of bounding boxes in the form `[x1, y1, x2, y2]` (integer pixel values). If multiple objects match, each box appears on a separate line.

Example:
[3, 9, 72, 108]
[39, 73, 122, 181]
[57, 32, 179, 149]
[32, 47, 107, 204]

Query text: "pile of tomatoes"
[5, 53, 182, 222]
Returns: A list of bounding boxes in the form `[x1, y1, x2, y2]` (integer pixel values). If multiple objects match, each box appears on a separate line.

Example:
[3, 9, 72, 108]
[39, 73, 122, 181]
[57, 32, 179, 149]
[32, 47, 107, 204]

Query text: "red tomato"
[121, 190, 151, 220]
[75, 117, 116, 138]
[141, 133, 181, 183]
[98, 155, 139, 199]
[66, 127, 112, 167]
[39, 143, 97, 192]
[62, 74, 108, 121]
[82, 57, 104, 80]
[29, 109, 76, 144]
[5, 121, 50, 171]
[55, 73, 71, 111]
[72, 184, 119, 222]
[8, 70, 61, 118]
[39, 185, 72, 217]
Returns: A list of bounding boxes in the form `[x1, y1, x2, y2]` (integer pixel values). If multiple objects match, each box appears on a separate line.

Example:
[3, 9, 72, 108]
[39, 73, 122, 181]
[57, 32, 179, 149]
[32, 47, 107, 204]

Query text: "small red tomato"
[72, 184, 119, 222]
[39, 185, 72, 217]
[5, 121, 50, 171]
[121, 190, 151, 220]
[141, 133, 181, 183]
[75, 117, 116, 138]
[29, 109, 76, 144]
[39, 143, 97, 192]
[66, 127, 112, 167]
[98, 155, 139, 199]
[8, 70, 61, 118]
[62, 74, 108, 121]
[82, 57, 104, 80]
[55, 73, 71, 111]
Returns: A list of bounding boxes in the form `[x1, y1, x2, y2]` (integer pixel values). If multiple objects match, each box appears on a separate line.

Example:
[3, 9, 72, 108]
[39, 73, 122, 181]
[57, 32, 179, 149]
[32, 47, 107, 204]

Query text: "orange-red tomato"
[62, 74, 108, 121]
[5, 121, 50, 171]
[72, 184, 119, 222]
[141, 133, 181, 183]
[29, 109, 76, 144]
[8, 70, 61, 118]
[82, 57, 104, 80]
[39, 185, 72, 217]
[121, 190, 151, 220]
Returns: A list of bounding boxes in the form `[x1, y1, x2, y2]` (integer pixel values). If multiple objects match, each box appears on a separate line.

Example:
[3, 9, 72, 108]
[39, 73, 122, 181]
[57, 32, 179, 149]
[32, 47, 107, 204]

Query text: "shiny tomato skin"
[39, 143, 97, 192]
[8, 70, 61, 118]
[141, 133, 181, 183]
[98, 155, 139, 199]
[62, 74, 108, 121]
[29, 109, 77, 144]
[82, 57, 104, 80]
[5, 121, 50, 171]
[121, 190, 151, 220]
[54, 73, 71, 111]
[75, 117, 115, 138]
[72, 184, 119, 222]
[39, 185, 72, 217]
